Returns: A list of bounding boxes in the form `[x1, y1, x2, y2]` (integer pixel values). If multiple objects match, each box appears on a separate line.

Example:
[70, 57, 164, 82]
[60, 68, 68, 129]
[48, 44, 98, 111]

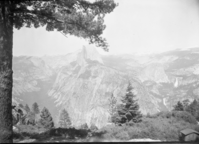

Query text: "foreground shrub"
[98, 115, 199, 141]
[13, 131, 23, 140]
[13, 124, 50, 140]
[13, 112, 199, 142]
[99, 125, 125, 140]
[115, 131, 130, 140]
[151, 111, 197, 124]
[15, 124, 47, 134]
[13, 125, 92, 142]
[153, 111, 172, 119]
[172, 111, 197, 124]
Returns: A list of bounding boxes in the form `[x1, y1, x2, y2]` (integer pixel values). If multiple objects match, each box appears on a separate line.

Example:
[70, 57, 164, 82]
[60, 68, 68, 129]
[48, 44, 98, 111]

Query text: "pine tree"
[173, 101, 184, 111]
[18, 104, 24, 109]
[59, 109, 72, 128]
[39, 107, 54, 129]
[186, 99, 199, 119]
[182, 99, 190, 110]
[80, 123, 89, 130]
[24, 104, 30, 113]
[108, 93, 118, 124]
[26, 111, 36, 125]
[117, 82, 142, 125]
[31, 102, 40, 114]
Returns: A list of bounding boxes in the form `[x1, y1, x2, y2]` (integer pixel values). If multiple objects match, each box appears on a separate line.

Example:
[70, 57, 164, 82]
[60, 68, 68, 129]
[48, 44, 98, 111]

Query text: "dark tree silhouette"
[186, 99, 199, 120]
[26, 111, 36, 125]
[24, 104, 30, 113]
[39, 107, 54, 129]
[12, 105, 25, 125]
[0, 0, 117, 142]
[31, 102, 40, 114]
[182, 99, 190, 110]
[117, 82, 142, 125]
[173, 101, 184, 111]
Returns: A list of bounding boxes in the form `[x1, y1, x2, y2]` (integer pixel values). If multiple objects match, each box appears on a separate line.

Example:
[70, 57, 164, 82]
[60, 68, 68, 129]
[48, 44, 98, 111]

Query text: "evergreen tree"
[18, 103, 24, 109]
[0, 1, 117, 142]
[108, 93, 118, 124]
[26, 111, 36, 125]
[39, 107, 54, 129]
[196, 109, 199, 121]
[31, 102, 40, 114]
[173, 101, 184, 111]
[59, 109, 72, 128]
[117, 82, 142, 125]
[90, 123, 98, 131]
[24, 104, 30, 113]
[182, 99, 190, 110]
[80, 123, 89, 130]
[186, 99, 199, 120]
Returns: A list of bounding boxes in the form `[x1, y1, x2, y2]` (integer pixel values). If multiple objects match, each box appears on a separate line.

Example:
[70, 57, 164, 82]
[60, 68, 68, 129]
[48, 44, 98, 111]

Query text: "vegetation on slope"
[12, 86, 199, 142]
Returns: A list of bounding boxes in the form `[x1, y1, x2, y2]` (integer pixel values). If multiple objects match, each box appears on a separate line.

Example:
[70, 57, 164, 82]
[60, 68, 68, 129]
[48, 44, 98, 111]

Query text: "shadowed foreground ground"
[13, 126, 163, 143]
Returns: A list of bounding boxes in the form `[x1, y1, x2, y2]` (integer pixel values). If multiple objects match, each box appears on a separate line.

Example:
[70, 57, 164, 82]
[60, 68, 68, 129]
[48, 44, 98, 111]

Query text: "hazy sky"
[13, 0, 199, 56]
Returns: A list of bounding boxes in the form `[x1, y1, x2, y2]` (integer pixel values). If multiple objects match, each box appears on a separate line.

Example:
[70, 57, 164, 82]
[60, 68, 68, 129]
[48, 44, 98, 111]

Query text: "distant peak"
[80, 45, 103, 64]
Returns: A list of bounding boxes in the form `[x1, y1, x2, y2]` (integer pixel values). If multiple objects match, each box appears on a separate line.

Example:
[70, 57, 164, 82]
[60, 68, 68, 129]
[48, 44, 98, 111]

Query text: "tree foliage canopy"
[173, 99, 199, 121]
[39, 107, 54, 129]
[173, 101, 184, 111]
[9, 0, 117, 50]
[117, 82, 142, 125]
[24, 104, 31, 113]
[31, 102, 40, 114]
[186, 99, 199, 121]
[59, 108, 72, 128]
[108, 93, 118, 124]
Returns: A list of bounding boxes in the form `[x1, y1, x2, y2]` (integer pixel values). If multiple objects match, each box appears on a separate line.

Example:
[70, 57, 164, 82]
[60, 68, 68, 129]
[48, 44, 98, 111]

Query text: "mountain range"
[12, 46, 199, 128]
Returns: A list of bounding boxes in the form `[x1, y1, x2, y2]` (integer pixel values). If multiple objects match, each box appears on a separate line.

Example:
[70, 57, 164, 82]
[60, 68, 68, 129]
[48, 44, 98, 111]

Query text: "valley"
[13, 46, 199, 128]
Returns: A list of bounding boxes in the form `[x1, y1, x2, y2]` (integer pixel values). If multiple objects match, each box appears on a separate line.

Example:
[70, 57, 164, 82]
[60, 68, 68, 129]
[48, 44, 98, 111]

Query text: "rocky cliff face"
[12, 46, 199, 128]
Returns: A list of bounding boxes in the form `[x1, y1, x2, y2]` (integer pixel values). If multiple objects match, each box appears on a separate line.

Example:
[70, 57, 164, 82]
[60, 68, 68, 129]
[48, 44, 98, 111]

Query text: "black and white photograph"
[0, 0, 199, 143]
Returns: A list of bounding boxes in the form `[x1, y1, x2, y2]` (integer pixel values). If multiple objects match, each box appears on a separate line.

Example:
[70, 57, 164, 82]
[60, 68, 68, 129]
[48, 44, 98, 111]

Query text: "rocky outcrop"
[81, 45, 103, 64]
[138, 63, 170, 83]
[48, 61, 157, 128]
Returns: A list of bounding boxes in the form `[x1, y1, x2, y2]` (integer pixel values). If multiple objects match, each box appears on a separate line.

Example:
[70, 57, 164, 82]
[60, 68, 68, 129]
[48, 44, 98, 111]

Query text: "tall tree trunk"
[0, 1, 13, 143]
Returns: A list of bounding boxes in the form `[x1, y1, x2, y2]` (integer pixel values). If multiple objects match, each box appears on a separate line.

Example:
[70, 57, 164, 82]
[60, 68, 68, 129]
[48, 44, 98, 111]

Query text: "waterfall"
[174, 78, 178, 88]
